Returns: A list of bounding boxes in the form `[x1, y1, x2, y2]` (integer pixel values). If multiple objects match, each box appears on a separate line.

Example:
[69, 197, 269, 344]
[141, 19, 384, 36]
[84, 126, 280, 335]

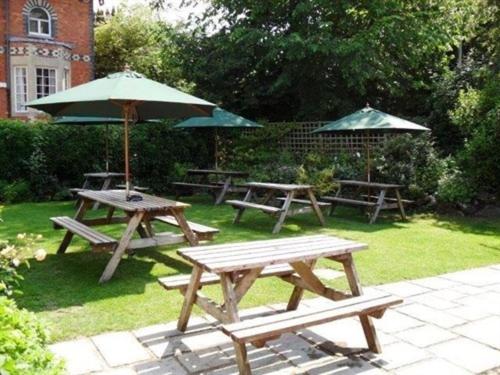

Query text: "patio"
[50, 264, 500, 375]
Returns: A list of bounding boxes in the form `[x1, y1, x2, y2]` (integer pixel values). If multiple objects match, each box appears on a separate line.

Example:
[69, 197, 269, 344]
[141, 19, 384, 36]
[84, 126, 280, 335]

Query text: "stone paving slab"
[50, 264, 500, 375]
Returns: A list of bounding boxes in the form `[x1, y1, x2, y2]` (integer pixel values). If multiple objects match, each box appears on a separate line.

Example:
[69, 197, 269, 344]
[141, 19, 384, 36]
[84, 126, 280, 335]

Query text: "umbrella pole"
[105, 124, 110, 173]
[124, 105, 131, 199]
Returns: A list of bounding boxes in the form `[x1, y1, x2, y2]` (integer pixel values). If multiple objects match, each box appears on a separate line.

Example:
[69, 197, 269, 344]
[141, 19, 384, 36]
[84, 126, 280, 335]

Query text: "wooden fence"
[266, 121, 390, 155]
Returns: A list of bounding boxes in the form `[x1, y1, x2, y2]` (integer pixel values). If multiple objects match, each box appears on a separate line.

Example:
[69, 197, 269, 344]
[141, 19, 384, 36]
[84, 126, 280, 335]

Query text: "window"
[14, 67, 28, 113]
[36, 68, 56, 98]
[29, 7, 51, 37]
[62, 69, 71, 91]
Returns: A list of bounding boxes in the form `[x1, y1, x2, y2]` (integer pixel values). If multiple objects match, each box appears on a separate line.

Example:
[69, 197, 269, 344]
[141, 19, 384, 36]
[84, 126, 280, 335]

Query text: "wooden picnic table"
[161, 235, 401, 374]
[173, 169, 249, 205]
[52, 189, 206, 283]
[322, 179, 411, 224]
[226, 182, 329, 234]
[71, 172, 125, 209]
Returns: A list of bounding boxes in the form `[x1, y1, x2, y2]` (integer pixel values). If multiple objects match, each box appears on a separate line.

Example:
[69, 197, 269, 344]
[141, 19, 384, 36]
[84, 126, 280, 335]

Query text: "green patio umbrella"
[313, 106, 430, 182]
[173, 107, 263, 168]
[29, 69, 215, 199]
[53, 116, 159, 173]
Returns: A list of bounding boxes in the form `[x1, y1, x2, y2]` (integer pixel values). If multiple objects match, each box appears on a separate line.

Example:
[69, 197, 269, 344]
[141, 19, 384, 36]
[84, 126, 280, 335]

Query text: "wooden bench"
[172, 182, 223, 190]
[51, 216, 117, 252]
[154, 215, 219, 241]
[159, 264, 296, 291]
[361, 194, 414, 204]
[222, 293, 402, 352]
[321, 196, 377, 207]
[226, 200, 283, 215]
[115, 184, 150, 193]
[275, 197, 331, 208]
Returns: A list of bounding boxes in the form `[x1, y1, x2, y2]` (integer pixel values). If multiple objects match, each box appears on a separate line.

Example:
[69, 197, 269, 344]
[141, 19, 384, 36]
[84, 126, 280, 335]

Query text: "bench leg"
[234, 188, 253, 224]
[395, 189, 407, 221]
[177, 265, 203, 331]
[94, 177, 112, 210]
[369, 189, 386, 224]
[234, 342, 251, 375]
[58, 200, 91, 254]
[99, 212, 145, 283]
[287, 259, 317, 311]
[341, 254, 382, 353]
[272, 191, 294, 234]
[307, 188, 325, 226]
[215, 177, 231, 205]
[171, 210, 199, 246]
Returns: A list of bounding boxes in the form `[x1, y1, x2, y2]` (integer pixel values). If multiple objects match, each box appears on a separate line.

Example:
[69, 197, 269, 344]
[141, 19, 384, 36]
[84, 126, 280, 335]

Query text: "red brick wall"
[0, 1, 8, 117]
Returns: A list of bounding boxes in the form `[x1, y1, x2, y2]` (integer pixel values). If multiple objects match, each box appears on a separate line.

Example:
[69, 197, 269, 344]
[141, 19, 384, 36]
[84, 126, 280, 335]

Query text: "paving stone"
[301, 296, 337, 309]
[94, 368, 136, 375]
[453, 316, 500, 349]
[458, 292, 500, 315]
[141, 331, 190, 359]
[363, 341, 430, 370]
[428, 337, 500, 373]
[441, 268, 500, 286]
[181, 330, 233, 352]
[410, 276, 461, 290]
[444, 305, 491, 321]
[221, 343, 283, 370]
[393, 358, 473, 375]
[266, 333, 329, 368]
[491, 265, 500, 271]
[372, 281, 431, 298]
[50, 338, 104, 375]
[177, 346, 232, 373]
[448, 285, 486, 296]
[372, 309, 424, 334]
[133, 357, 188, 375]
[426, 288, 469, 301]
[305, 355, 387, 375]
[238, 305, 277, 320]
[206, 360, 293, 375]
[486, 284, 500, 293]
[395, 324, 456, 348]
[406, 293, 459, 310]
[397, 303, 466, 328]
[92, 331, 151, 367]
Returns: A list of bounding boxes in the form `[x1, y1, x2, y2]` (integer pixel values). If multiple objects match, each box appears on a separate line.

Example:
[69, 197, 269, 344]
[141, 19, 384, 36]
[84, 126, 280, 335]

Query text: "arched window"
[28, 7, 51, 37]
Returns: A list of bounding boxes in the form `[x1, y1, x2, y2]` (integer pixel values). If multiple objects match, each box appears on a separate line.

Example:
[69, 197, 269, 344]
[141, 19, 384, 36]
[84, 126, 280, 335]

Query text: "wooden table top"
[187, 169, 249, 177]
[245, 182, 314, 191]
[178, 235, 366, 273]
[336, 180, 403, 189]
[84, 172, 125, 178]
[78, 190, 190, 212]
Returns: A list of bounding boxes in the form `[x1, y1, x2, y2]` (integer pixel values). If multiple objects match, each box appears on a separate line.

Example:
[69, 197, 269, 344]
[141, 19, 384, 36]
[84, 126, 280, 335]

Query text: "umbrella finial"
[123, 64, 131, 72]
[365, 102, 371, 108]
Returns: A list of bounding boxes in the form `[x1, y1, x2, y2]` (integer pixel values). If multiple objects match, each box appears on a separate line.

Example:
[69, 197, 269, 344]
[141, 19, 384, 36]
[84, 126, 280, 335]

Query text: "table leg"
[215, 176, 232, 205]
[234, 188, 253, 224]
[395, 189, 407, 221]
[99, 211, 145, 283]
[272, 191, 295, 234]
[220, 273, 251, 375]
[93, 177, 112, 210]
[369, 189, 386, 224]
[260, 189, 275, 205]
[329, 184, 342, 216]
[105, 206, 116, 224]
[287, 259, 317, 311]
[177, 265, 203, 331]
[57, 199, 91, 254]
[341, 254, 381, 353]
[171, 210, 199, 246]
[307, 188, 325, 226]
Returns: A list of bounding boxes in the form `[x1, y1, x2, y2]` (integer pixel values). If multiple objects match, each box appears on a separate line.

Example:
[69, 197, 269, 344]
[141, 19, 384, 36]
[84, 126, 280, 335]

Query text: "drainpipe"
[3, 0, 11, 117]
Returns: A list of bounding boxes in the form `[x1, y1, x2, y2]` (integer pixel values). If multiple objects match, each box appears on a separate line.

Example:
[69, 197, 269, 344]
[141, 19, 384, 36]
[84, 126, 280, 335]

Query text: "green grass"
[1, 195, 499, 342]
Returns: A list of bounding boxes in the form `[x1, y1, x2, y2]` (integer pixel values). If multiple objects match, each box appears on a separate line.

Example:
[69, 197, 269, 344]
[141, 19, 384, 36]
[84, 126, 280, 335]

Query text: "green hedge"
[0, 120, 211, 202]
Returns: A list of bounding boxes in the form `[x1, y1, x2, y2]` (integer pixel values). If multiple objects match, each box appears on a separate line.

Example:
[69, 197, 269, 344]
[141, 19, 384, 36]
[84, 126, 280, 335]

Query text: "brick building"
[0, 0, 94, 118]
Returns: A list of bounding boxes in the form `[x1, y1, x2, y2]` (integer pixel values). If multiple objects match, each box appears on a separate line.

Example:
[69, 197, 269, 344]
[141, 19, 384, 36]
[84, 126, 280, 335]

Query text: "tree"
[173, 0, 483, 121]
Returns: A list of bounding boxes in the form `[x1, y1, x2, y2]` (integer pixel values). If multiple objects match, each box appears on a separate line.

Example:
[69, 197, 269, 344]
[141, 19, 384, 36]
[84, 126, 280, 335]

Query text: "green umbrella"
[53, 116, 159, 173]
[173, 107, 263, 168]
[313, 106, 430, 182]
[29, 69, 215, 199]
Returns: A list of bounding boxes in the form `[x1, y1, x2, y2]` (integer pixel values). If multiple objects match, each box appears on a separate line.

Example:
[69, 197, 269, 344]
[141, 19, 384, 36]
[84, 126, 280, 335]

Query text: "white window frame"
[62, 68, 71, 91]
[14, 66, 28, 113]
[36, 67, 57, 99]
[28, 7, 52, 37]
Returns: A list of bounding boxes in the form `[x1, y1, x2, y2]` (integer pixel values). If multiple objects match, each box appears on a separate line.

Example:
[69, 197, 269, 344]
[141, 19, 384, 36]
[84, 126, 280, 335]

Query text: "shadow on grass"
[429, 213, 500, 237]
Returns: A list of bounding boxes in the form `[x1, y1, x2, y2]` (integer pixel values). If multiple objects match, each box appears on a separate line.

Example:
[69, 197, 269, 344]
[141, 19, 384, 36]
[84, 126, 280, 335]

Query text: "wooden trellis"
[266, 121, 390, 155]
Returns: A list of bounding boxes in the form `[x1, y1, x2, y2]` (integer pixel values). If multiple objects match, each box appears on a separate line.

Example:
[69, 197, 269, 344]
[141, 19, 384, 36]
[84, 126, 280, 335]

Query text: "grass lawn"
[1, 195, 499, 342]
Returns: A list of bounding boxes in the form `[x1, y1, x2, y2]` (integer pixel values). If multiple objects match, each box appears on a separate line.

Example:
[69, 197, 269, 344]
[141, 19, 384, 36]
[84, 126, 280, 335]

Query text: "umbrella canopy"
[29, 70, 216, 198]
[312, 107, 430, 133]
[173, 107, 263, 129]
[313, 106, 430, 182]
[173, 107, 263, 169]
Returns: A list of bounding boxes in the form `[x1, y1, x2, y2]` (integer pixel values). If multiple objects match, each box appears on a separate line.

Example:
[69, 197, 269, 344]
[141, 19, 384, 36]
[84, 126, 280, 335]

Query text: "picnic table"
[173, 169, 249, 205]
[70, 172, 125, 209]
[159, 235, 402, 374]
[322, 180, 412, 224]
[51, 190, 218, 283]
[226, 182, 330, 234]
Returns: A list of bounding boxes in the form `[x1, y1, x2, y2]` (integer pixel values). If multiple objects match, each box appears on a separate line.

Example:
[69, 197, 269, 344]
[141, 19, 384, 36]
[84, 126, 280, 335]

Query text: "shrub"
[0, 297, 64, 375]
[437, 159, 475, 204]
[1, 181, 33, 203]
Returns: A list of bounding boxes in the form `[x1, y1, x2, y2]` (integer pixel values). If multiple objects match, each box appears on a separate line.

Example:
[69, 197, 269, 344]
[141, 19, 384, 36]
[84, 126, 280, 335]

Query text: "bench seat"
[158, 264, 295, 290]
[275, 197, 331, 207]
[154, 215, 219, 241]
[321, 196, 377, 207]
[172, 182, 223, 190]
[226, 200, 283, 214]
[222, 293, 402, 344]
[360, 194, 414, 204]
[51, 216, 117, 252]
